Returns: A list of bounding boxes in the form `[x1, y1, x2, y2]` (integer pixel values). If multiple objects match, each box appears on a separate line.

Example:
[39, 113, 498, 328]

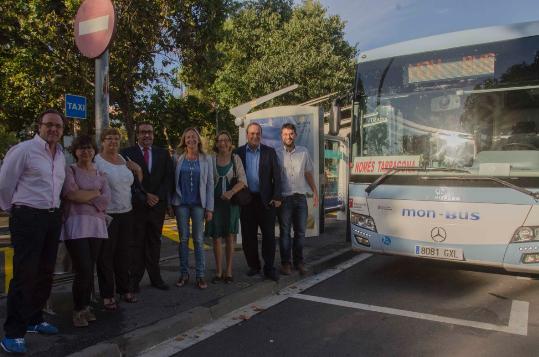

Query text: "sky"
[315, 0, 539, 51]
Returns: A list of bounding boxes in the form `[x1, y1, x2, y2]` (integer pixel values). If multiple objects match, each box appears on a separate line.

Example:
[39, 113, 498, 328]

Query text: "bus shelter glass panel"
[324, 139, 343, 211]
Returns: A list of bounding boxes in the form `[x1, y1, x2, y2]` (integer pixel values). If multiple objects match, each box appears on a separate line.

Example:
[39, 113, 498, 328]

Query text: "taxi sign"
[65, 94, 87, 119]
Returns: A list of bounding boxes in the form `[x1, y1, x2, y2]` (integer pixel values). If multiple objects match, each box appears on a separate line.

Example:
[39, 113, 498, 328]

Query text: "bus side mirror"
[328, 99, 341, 136]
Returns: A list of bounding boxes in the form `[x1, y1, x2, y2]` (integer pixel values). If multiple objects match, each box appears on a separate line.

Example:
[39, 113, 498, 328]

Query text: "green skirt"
[206, 162, 240, 238]
[206, 196, 240, 238]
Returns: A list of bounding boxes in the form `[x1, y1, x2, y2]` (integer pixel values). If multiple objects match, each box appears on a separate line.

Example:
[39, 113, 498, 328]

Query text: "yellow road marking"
[0, 247, 13, 293]
[162, 223, 210, 250]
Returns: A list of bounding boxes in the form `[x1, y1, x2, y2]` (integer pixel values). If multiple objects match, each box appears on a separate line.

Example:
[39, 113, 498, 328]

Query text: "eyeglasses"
[77, 146, 94, 151]
[41, 122, 64, 129]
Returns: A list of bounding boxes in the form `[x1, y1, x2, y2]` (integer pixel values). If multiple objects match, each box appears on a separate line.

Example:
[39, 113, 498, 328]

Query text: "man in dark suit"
[121, 122, 173, 290]
[236, 122, 282, 281]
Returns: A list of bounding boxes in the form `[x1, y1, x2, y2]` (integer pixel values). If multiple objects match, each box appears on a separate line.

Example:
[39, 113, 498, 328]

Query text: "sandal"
[196, 277, 208, 290]
[223, 276, 234, 284]
[211, 275, 222, 284]
[121, 293, 138, 303]
[176, 274, 189, 287]
[103, 298, 117, 311]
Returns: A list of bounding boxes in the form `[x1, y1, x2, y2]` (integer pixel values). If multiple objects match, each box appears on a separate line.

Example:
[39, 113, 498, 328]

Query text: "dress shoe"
[246, 268, 261, 277]
[264, 270, 280, 282]
[295, 263, 307, 276]
[280, 263, 292, 275]
[152, 282, 170, 290]
[73, 310, 89, 328]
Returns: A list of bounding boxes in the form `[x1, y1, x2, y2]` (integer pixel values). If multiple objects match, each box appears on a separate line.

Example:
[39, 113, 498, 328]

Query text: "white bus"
[349, 21, 539, 273]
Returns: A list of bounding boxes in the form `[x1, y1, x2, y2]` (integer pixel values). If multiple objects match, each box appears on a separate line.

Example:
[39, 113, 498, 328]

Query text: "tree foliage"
[209, 0, 357, 109]
[140, 88, 216, 150]
[0, 1, 93, 137]
[0, 0, 229, 146]
[0, 0, 356, 153]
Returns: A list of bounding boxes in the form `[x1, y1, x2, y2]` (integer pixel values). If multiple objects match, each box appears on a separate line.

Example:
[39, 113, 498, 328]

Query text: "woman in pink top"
[62, 135, 110, 327]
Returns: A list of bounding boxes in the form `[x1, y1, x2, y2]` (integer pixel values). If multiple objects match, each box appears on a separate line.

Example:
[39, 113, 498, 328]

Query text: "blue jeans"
[278, 194, 308, 266]
[174, 205, 206, 278]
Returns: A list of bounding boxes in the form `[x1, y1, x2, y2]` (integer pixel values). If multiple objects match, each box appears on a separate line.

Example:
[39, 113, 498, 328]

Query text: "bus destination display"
[407, 53, 495, 84]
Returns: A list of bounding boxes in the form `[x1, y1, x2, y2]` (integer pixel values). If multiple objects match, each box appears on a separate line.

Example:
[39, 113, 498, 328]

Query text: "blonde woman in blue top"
[171, 128, 214, 289]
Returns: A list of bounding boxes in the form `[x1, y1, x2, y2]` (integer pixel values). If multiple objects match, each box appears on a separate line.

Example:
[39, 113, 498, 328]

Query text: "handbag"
[230, 155, 252, 206]
[131, 174, 147, 205]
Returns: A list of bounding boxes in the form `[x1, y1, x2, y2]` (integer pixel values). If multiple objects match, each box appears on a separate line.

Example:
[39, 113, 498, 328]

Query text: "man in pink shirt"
[0, 109, 66, 354]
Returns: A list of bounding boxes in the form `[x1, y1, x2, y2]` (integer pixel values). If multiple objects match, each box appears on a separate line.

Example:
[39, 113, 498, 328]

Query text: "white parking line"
[139, 253, 373, 356]
[138, 252, 530, 356]
[292, 294, 529, 336]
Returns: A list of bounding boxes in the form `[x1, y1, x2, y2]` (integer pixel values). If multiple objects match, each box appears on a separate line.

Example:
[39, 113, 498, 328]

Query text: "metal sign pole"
[95, 49, 110, 147]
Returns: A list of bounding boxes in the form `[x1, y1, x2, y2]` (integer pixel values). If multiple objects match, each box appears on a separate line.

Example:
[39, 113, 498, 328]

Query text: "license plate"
[415, 245, 464, 261]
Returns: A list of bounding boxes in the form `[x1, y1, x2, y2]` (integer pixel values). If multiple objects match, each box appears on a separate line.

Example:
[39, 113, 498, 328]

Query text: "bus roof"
[357, 20, 539, 63]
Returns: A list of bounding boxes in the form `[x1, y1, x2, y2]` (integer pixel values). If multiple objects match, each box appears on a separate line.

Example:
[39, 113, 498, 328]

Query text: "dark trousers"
[4, 206, 61, 338]
[97, 211, 133, 297]
[65, 238, 102, 310]
[240, 195, 276, 274]
[130, 203, 166, 287]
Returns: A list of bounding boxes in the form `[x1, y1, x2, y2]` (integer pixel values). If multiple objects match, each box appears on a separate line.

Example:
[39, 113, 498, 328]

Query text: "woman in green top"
[207, 131, 247, 283]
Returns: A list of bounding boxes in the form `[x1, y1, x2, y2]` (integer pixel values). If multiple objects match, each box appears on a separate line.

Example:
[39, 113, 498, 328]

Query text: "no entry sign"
[74, 0, 116, 58]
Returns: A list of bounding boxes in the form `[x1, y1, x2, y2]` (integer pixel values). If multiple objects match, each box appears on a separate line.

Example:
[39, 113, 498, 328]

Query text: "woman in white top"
[95, 128, 143, 310]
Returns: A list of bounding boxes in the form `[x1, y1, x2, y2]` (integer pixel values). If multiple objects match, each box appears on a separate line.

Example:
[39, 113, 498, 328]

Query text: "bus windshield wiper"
[365, 167, 471, 194]
[421, 175, 539, 200]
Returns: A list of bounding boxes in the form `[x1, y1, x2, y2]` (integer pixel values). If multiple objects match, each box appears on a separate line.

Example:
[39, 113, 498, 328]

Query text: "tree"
[140, 87, 219, 151]
[173, 0, 233, 95]
[0, 124, 18, 158]
[209, 0, 357, 109]
[0, 1, 93, 136]
[0, 0, 230, 144]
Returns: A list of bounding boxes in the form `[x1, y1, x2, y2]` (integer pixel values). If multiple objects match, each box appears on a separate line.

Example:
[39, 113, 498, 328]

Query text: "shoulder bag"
[230, 154, 252, 206]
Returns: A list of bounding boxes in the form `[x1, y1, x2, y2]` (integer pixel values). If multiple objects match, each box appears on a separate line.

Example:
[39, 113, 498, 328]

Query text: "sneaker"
[1, 337, 27, 354]
[83, 306, 96, 322]
[73, 310, 89, 328]
[26, 322, 59, 335]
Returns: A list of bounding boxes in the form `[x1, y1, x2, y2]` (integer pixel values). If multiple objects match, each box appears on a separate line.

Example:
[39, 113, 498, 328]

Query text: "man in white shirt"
[276, 123, 318, 276]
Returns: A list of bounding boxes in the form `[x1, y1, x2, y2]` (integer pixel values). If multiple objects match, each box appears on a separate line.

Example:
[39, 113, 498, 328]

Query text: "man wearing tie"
[121, 122, 173, 291]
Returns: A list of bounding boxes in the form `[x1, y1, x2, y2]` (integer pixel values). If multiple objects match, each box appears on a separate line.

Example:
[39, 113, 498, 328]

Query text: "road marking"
[79, 15, 109, 36]
[161, 222, 210, 249]
[138, 253, 372, 356]
[140, 294, 290, 357]
[292, 294, 529, 336]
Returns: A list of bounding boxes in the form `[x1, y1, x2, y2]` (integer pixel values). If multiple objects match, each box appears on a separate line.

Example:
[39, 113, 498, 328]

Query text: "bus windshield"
[352, 35, 539, 177]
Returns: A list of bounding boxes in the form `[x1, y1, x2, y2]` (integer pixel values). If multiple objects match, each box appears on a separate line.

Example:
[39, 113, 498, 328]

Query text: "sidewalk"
[0, 217, 352, 357]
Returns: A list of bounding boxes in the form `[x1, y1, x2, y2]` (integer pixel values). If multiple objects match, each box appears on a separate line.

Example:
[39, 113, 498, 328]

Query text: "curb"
[69, 247, 354, 357]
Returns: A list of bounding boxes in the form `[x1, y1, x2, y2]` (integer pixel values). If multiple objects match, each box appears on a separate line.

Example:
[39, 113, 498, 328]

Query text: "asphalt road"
[164, 254, 539, 357]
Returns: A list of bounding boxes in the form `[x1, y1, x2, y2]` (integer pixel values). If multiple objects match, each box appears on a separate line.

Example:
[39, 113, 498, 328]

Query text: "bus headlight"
[511, 226, 539, 242]
[350, 212, 377, 232]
